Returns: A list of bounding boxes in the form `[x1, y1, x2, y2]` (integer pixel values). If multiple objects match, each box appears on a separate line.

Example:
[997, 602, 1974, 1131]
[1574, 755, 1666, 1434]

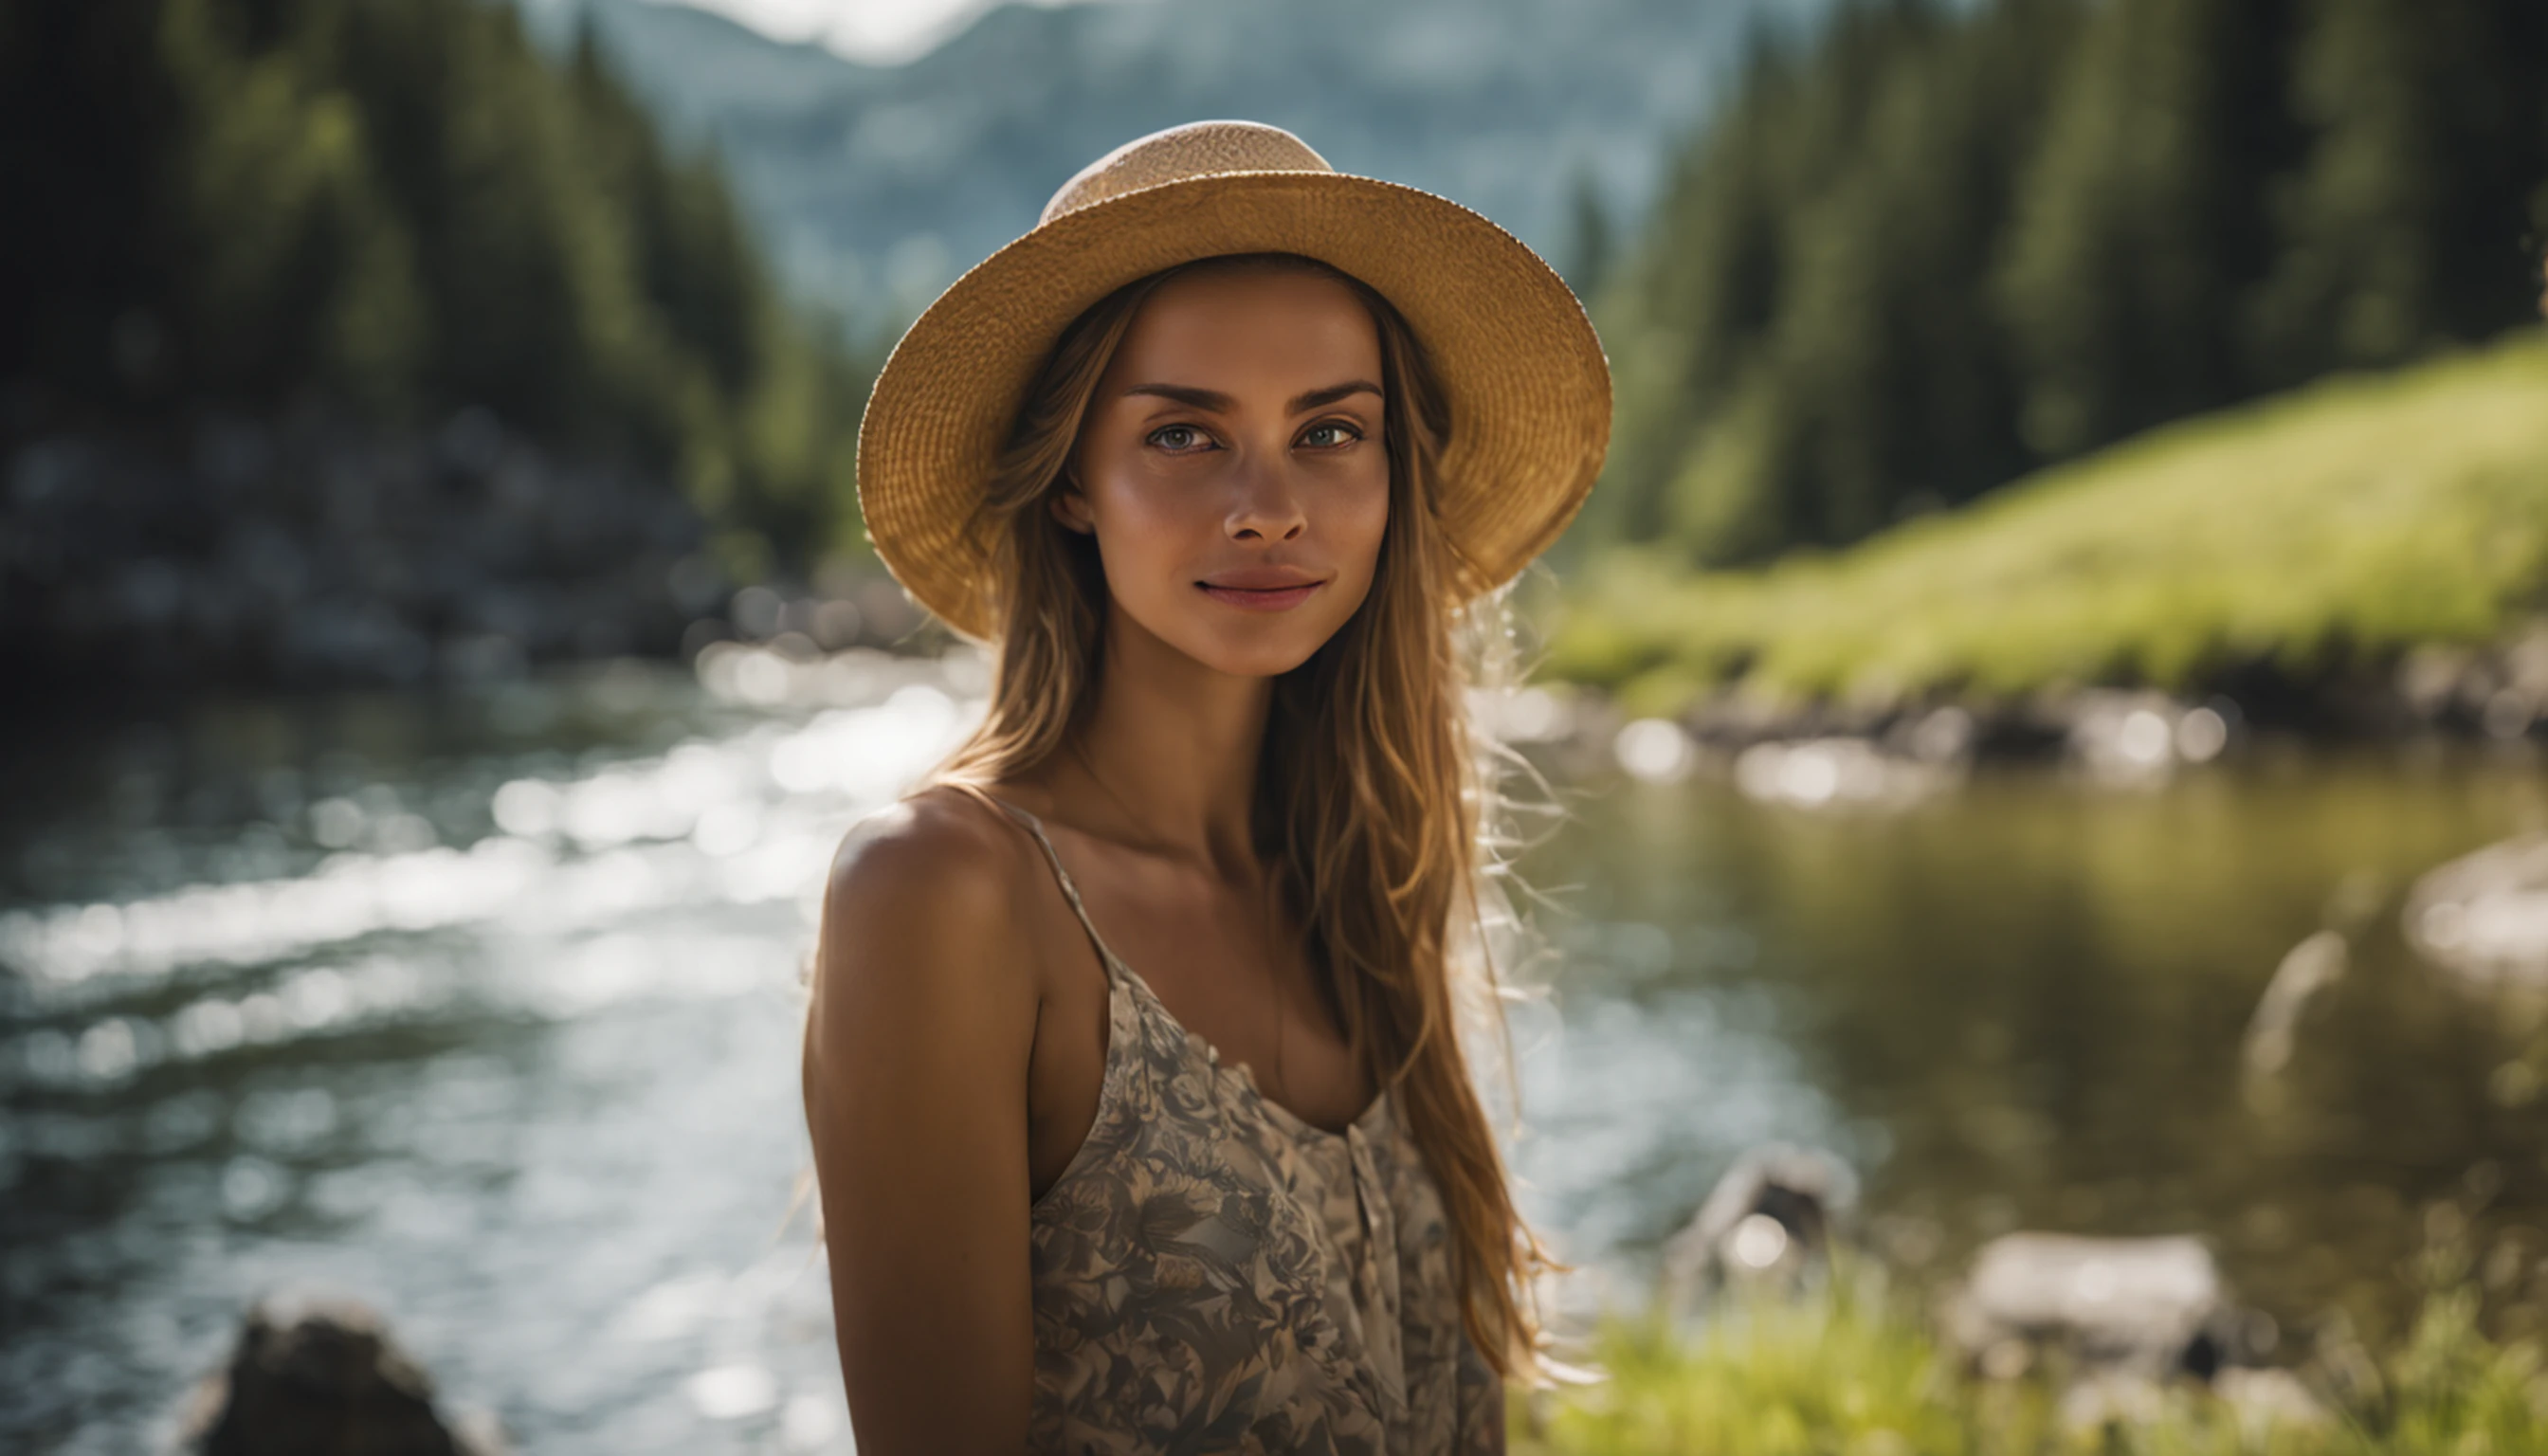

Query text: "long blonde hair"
[929, 251, 1558, 1378]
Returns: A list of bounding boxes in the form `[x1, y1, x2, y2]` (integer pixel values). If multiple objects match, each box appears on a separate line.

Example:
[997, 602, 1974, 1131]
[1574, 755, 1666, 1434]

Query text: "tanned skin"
[802, 268, 1392, 1454]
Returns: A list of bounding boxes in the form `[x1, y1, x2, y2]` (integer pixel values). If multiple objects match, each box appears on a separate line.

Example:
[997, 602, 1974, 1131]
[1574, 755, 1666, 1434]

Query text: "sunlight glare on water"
[6, 646, 2547, 1450]
[0, 651, 986, 1453]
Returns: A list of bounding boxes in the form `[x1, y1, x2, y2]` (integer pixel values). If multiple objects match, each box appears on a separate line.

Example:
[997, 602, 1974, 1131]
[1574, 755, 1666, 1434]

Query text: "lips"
[1196, 567, 1327, 613]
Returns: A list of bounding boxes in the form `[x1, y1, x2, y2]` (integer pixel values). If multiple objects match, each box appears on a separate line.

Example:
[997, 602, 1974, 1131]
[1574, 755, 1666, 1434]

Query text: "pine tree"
[2249, 0, 2548, 381]
[1995, 0, 2302, 460]
[159, 0, 427, 410]
[2, 0, 877, 570]
[1560, 168, 1617, 300]
[1598, 0, 2086, 564]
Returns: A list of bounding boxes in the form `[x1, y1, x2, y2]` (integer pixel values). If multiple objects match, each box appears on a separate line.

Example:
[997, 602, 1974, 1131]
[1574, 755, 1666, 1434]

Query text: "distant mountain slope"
[516, 0, 1830, 318]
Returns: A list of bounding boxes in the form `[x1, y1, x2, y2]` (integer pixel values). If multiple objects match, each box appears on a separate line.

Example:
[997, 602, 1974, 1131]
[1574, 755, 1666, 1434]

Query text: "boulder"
[1946, 1232, 2271, 1380]
[2405, 833, 2548, 990]
[1662, 1144, 1856, 1307]
[173, 1291, 506, 1456]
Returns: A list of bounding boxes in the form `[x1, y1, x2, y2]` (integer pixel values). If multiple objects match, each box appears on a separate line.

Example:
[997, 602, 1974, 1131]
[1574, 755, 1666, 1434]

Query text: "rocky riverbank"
[0, 406, 925, 708]
[3, 406, 707, 695]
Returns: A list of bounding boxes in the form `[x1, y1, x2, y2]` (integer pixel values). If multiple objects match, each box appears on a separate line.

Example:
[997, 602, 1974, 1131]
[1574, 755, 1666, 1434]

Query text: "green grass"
[1515, 1267, 2548, 1456]
[1545, 333, 2548, 719]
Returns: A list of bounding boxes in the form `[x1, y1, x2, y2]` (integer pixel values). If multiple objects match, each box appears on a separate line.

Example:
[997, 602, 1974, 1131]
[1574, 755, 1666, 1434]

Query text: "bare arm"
[801, 797, 1040, 1453]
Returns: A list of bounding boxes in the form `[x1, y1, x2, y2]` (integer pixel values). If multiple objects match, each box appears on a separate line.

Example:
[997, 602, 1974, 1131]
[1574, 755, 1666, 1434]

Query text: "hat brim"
[855, 170, 1612, 642]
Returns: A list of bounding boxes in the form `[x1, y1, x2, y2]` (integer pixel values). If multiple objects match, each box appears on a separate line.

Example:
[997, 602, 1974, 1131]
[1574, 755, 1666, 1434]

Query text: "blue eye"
[1147, 425, 1210, 453]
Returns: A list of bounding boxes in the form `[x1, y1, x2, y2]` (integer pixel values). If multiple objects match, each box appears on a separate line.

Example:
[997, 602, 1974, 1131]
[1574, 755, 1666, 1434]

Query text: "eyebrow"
[1122, 380, 1383, 415]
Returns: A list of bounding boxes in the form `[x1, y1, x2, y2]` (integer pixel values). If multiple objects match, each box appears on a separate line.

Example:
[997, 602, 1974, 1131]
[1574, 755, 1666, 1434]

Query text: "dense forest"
[9, 0, 2545, 692]
[1589, 0, 2548, 568]
[4, 0, 868, 552]
[1, 0, 874, 688]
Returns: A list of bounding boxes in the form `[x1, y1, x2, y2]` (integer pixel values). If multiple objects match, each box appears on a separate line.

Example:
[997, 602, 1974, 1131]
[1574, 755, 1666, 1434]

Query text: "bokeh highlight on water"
[4, 649, 2543, 1451]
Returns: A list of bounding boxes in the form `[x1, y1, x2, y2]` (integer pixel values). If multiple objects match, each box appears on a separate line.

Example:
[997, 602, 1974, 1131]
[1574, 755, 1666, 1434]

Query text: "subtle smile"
[1196, 568, 1327, 612]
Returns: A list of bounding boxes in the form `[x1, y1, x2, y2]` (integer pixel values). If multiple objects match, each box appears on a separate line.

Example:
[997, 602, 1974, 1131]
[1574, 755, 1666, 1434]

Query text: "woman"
[801, 120, 1610, 1453]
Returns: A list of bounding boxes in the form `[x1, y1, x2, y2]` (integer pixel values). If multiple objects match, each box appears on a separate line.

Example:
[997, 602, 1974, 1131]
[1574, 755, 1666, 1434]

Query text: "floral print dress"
[987, 796, 1504, 1454]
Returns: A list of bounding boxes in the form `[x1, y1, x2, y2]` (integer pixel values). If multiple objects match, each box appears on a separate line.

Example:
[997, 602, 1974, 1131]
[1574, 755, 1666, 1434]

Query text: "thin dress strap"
[949, 786, 1130, 983]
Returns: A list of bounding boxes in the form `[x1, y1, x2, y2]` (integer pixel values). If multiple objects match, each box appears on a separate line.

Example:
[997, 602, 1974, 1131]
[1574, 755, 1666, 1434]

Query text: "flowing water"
[4, 653, 2542, 1452]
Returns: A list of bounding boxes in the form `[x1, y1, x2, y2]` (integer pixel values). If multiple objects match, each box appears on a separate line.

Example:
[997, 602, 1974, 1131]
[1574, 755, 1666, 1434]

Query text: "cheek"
[1089, 482, 1223, 588]
[1080, 454, 1204, 537]
[1114, 477, 1217, 539]
[1326, 472, 1392, 579]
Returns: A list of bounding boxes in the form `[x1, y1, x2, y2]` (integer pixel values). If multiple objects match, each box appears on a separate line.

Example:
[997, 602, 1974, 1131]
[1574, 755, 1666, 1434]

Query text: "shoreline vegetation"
[1542, 332, 2548, 746]
[1515, 1247, 2548, 1455]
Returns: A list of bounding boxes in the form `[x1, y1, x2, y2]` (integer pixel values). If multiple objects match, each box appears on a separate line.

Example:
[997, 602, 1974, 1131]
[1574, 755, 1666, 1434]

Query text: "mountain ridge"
[515, 0, 1833, 320]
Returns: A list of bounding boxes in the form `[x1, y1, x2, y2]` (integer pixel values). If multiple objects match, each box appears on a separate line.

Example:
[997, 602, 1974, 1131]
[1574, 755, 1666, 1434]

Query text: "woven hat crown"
[1040, 121, 1334, 224]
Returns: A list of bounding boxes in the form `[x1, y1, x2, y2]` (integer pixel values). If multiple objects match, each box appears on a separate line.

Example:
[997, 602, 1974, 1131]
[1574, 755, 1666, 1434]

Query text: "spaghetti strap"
[940, 784, 1130, 982]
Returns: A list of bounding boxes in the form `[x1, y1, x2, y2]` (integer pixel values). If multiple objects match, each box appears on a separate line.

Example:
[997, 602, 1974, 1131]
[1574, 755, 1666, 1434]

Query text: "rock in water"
[176, 1291, 505, 1456]
[1949, 1232, 2320, 1433]
[1662, 1143, 1857, 1308]
[2406, 833, 2548, 990]
[2243, 930, 2349, 1077]
[1949, 1232, 2227, 1377]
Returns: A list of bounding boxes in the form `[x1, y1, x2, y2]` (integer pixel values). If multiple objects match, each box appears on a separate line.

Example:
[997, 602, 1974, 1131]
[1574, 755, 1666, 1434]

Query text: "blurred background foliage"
[9, 0, 2541, 688]
[1584, 0, 2548, 570]
[1, 0, 876, 570]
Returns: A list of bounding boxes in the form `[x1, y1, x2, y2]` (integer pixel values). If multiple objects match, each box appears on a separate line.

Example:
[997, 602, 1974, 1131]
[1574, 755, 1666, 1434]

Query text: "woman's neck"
[1065, 611, 1271, 875]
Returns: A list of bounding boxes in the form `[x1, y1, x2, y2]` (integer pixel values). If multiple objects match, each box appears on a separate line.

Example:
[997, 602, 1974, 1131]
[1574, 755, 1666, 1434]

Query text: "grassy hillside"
[1545, 331, 2548, 717]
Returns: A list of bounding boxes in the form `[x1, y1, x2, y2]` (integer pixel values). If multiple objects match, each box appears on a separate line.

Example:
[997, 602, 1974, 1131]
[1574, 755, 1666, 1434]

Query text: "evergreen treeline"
[1592, 0, 2548, 568]
[1, 0, 869, 568]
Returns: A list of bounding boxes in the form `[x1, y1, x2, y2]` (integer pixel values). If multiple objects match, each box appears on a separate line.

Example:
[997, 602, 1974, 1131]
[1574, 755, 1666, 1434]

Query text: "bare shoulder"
[802, 785, 1044, 1450]
[828, 786, 1033, 914]
[814, 785, 1044, 999]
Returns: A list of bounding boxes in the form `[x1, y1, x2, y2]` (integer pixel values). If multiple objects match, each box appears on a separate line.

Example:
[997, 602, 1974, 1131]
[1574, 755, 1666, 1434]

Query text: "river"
[3, 650, 2540, 1452]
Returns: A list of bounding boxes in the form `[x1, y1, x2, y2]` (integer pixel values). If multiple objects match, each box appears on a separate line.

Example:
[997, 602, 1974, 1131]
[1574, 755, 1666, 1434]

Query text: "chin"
[1177, 623, 1338, 680]
[1132, 587, 1370, 680]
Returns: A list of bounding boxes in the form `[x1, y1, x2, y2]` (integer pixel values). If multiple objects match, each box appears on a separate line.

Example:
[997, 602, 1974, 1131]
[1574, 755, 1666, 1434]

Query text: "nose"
[1225, 454, 1306, 543]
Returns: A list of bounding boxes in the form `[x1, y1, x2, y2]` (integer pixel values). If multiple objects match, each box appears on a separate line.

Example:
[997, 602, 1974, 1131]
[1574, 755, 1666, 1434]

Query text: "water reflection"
[0, 653, 977, 1454]
[2, 661, 2543, 1449]
[1523, 746, 2548, 1343]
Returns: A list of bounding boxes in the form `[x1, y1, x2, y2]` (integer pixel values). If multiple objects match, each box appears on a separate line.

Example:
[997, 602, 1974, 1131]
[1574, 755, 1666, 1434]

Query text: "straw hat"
[855, 119, 1611, 641]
